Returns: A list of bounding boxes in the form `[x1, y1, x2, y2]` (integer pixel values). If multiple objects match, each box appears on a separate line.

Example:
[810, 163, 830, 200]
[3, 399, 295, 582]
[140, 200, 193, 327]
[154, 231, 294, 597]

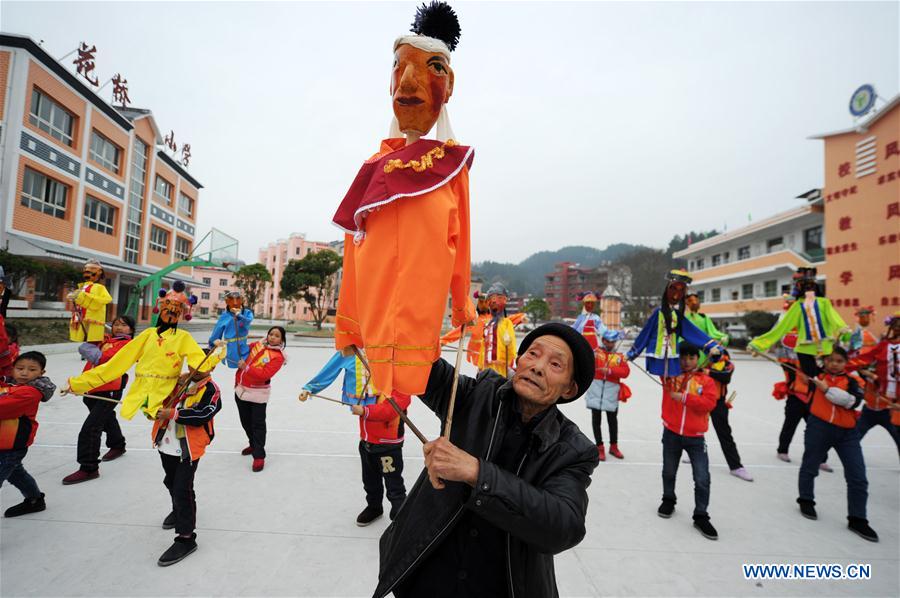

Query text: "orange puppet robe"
[441, 312, 490, 367]
[333, 138, 475, 397]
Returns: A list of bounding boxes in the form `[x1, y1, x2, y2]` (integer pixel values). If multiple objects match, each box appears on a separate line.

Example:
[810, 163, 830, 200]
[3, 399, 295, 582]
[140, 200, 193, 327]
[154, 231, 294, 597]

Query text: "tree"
[0, 250, 46, 297]
[524, 298, 550, 324]
[279, 250, 342, 330]
[234, 263, 272, 313]
[742, 310, 779, 338]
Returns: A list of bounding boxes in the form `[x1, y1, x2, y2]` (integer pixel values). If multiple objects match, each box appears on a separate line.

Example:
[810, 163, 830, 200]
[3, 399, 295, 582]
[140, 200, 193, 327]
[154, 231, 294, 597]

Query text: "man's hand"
[237, 359, 246, 370]
[156, 408, 176, 420]
[298, 390, 310, 402]
[59, 385, 72, 396]
[811, 378, 829, 392]
[350, 404, 365, 416]
[423, 437, 479, 490]
[669, 391, 685, 403]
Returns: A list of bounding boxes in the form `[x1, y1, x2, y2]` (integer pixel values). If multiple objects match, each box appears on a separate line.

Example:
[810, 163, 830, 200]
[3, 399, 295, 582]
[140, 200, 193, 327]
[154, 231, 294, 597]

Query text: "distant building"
[544, 261, 631, 320]
[257, 232, 335, 321]
[809, 93, 900, 319]
[673, 194, 825, 330]
[193, 265, 235, 318]
[0, 33, 203, 320]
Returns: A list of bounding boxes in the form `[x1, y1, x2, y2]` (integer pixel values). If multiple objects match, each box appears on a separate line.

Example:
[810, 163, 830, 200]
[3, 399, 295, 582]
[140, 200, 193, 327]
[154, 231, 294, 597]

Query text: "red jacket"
[360, 392, 411, 444]
[234, 342, 286, 388]
[0, 382, 43, 450]
[0, 314, 11, 375]
[661, 370, 718, 437]
[82, 335, 132, 392]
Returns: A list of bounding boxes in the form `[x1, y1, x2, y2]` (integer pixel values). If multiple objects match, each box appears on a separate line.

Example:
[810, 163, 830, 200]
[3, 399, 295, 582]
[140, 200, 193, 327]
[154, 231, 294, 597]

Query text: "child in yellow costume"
[64, 282, 206, 419]
[68, 260, 111, 343]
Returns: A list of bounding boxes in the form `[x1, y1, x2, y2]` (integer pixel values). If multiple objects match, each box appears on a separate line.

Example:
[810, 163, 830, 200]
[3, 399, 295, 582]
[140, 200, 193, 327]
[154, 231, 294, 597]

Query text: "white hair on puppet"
[393, 35, 451, 62]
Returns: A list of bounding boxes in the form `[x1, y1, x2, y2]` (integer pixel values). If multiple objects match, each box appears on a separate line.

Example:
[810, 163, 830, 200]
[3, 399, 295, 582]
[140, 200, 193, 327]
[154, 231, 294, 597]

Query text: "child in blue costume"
[627, 270, 723, 376]
[208, 290, 253, 368]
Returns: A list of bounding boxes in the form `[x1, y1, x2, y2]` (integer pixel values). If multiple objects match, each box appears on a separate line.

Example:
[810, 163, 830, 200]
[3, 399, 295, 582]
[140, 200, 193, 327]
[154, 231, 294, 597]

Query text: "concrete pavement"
[1, 337, 897, 596]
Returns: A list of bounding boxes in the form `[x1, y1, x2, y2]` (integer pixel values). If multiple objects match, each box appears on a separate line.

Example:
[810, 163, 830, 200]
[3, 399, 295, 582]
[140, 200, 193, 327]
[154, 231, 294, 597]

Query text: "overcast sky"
[4, 1, 898, 264]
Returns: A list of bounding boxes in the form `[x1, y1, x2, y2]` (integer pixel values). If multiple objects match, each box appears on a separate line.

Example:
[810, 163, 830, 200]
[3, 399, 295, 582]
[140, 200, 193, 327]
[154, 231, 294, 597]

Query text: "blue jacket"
[208, 308, 253, 368]
[302, 351, 377, 406]
[626, 306, 721, 376]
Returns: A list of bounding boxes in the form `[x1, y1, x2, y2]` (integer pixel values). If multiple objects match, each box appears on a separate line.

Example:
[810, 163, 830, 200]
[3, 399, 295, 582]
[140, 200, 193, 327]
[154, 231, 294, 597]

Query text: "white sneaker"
[681, 455, 691, 464]
[819, 462, 834, 473]
[777, 452, 791, 463]
[730, 467, 753, 482]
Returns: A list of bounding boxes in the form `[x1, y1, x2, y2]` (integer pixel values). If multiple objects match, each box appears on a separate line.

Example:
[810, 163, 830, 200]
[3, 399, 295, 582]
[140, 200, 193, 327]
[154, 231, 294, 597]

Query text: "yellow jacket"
[69, 282, 112, 342]
[68, 327, 206, 419]
[480, 317, 517, 377]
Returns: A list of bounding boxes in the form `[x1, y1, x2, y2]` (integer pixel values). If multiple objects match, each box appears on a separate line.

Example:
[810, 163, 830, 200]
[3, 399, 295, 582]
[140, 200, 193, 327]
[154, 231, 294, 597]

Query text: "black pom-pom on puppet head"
[172, 280, 186, 293]
[411, 1, 461, 51]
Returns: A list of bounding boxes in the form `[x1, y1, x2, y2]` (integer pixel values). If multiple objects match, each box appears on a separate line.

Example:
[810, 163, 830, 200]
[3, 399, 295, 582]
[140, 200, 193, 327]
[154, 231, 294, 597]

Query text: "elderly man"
[374, 323, 599, 598]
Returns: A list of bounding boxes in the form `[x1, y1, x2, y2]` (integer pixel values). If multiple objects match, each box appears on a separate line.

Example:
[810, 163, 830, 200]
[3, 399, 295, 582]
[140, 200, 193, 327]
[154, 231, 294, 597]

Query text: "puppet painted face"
[158, 298, 184, 325]
[857, 312, 871, 327]
[225, 293, 243, 311]
[666, 282, 686, 305]
[83, 265, 103, 283]
[391, 44, 454, 137]
[488, 293, 507, 313]
[583, 300, 596, 313]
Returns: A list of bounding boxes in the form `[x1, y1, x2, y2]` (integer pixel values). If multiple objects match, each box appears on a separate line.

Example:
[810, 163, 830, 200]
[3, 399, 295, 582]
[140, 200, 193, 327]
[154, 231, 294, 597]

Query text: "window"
[89, 131, 121, 174]
[201, 292, 210, 300]
[804, 226, 823, 252]
[766, 237, 783, 253]
[696, 290, 705, 303]
[696, 258, 704, 270]
[764, 280, 777, 297]
[731, 290, 739, 301]
[125, 137, 148, 264]
[154, 175, 173, 205]
[202, 277, 211, 285]
[295, 247, 300, 255]
[200, 307, 209, 316]
[175, 236, 191, 260]
[781, 284, 791, 295]
[83, 196, 116, 235]
[219, 278, 228, 286]
[178, 193, 194, 217]
[21, 167, 67, 218]
[723, 251, 730, 263]
[738, 246, 750, 260]
[218, 292, 226, 300]
[742, 284, 754, 299]
[711, 254, 721, 267]
[711, 288, 721, 302]
[29, 89, 74, 146]
[149, 225, 169, 253]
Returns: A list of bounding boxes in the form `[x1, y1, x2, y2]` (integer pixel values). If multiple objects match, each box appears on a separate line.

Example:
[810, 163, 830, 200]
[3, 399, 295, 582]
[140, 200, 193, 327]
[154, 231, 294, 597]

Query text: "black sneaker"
[4, 493, 46, 518]
[693, 515, 718, 540]
[657, 499, 675, 519]
[356, 505, 383, 527]
[847, 517, 879, 543]
[797, 499, 817, 520]
[162, 511, 176, 530]
[158, 534, 197, 566]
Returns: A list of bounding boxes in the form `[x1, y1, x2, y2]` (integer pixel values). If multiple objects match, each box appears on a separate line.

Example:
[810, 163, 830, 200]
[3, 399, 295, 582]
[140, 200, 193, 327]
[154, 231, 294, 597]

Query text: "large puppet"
[627, 270, 723, 377]
[749, 267, 849, 378]
[208, 289, 254, 368]
[480, 283, 517, 377]
[440, 291, 490, 366]
[846, 306, 878, 355]
[68, 260, 112, 343]
[572, 291, 608, 349]
[64, 282, 207, 420]
[332, 1, 474, 400]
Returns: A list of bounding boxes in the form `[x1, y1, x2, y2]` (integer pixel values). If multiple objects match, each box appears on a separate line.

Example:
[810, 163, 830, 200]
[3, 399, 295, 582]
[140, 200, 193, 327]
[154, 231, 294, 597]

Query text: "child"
[588, 329, 631, 461]
[62, 315, 135, 485]
[154, 348, 224, 566]
[234, 326, 287, 472]
[796, 347, 877, 542]
[1, 351, 56, 517]
[300, 349, 407, 526]
[657, 343, 719, 540]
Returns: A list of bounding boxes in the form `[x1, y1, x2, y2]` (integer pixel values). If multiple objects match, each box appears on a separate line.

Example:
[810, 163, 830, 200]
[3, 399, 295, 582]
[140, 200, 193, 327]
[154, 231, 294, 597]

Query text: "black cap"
[517, 323, 595, 404]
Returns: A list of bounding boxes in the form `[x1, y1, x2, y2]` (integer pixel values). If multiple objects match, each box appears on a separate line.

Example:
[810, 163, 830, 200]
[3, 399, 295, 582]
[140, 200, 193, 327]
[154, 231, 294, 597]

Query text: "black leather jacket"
[374, 359, 599, 598]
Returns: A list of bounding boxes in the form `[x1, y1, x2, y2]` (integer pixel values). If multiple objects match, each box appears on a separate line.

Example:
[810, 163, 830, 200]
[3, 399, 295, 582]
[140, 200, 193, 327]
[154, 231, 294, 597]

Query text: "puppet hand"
[66, 290, 80, 301]
[423, 437, 479, 490]
[298, 390, 310, 402]
[156, 408, 176, 420]
[230, 308, 241, 315]
[350, 404, 365, 416]
[59, 384, 72, 396]
[237, 359, 246, 369]
[213, 339, 226, 348]
[669, 391, 685, 403]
